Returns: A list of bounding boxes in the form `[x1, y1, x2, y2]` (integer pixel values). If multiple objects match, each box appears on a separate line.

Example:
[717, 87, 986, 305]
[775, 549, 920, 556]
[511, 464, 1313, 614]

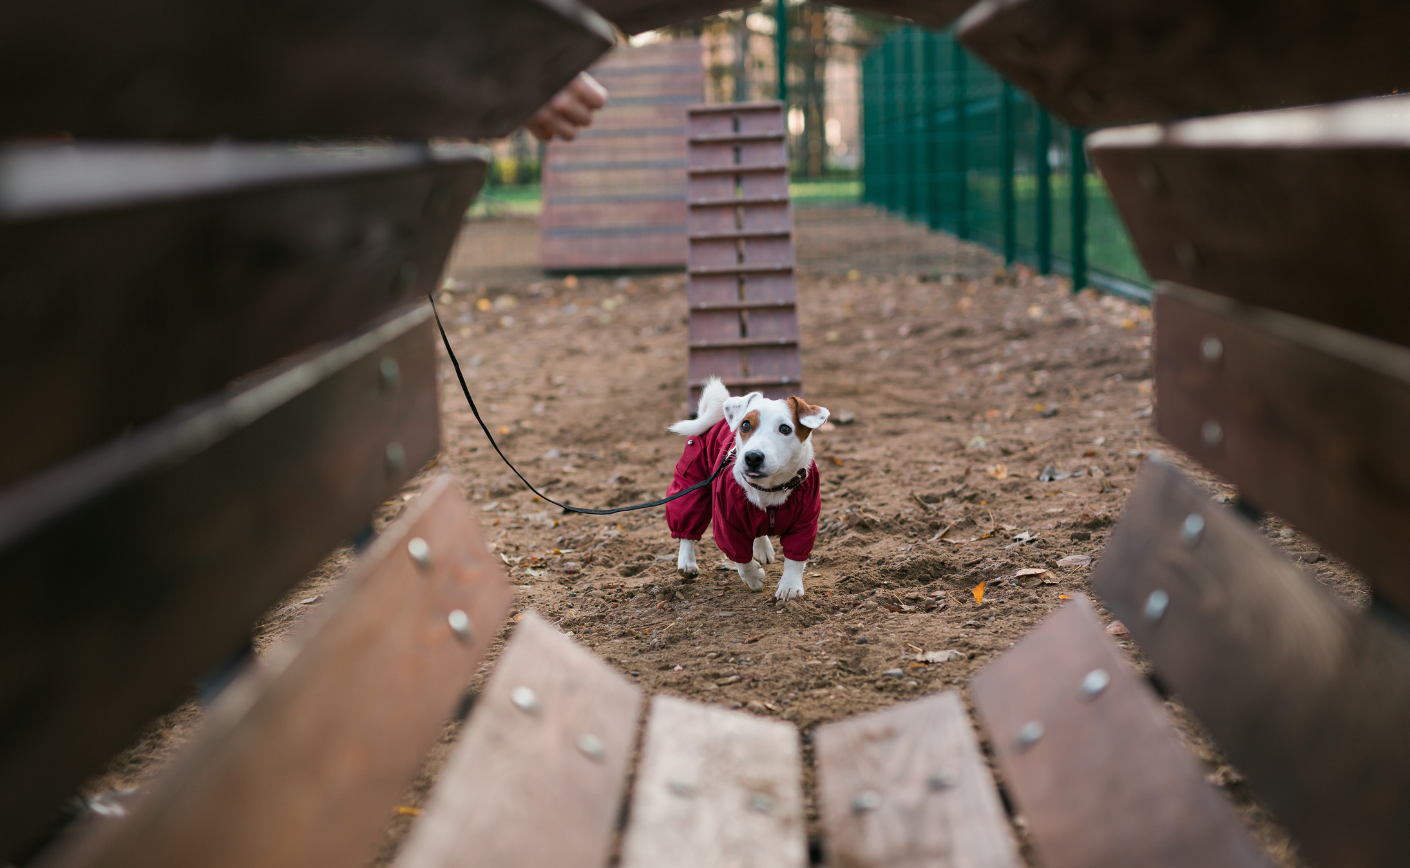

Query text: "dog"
[664, 377, 830, 601]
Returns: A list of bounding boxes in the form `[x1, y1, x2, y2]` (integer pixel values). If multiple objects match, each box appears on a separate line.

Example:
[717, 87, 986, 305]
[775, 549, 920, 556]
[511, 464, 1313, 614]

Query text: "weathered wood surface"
[814, 691, 1022, 868]
[393, 611, 641, 868]
[0, 142, 485, 489]
[0, 0, 612, 139]
[39, 476, 512, 868]
[959, 0, 1410, 127]
[1152, 284, 1410, 615]
[619, 695, 807, 868]
[970, 596, 1269, 868]
[1092, 458, 1410, 868]
[1089, 97, 1410, 347]
[586, 0, 978, 35]
[686, 102, 801, 411]
[540, 40, 701, 271]
[0, 304, 439, 861]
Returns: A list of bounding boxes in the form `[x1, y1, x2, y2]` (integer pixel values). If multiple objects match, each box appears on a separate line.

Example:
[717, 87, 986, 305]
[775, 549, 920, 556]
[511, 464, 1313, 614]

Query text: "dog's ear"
[787, 396, 830, 440]
[722, 392, 761, 430]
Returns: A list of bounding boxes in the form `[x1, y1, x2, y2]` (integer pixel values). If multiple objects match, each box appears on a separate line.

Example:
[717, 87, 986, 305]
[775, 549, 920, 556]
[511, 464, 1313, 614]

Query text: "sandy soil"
[76, 208, 1368, 868]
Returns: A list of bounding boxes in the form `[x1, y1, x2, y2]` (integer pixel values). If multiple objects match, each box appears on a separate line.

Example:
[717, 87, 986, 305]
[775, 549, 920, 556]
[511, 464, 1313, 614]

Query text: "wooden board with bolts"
[0, 304, 439, 861]
[619, 694, 808, 868]
[813, 690, 1022, 868]
[0, 142, 486, 489]
[969, 596, 1270, 868]
[39, 475, 513, 868]
[686, 102, 802, 412]
[1152, 284, 1410, 614]
[0, 0, 612, 140]
[1088, 96, 1410, 347]
[1092, 458, 1410, 868]
[958, 0, 1410, 128]
[539, 39, 703, 271]
[393, 611, 642, 868]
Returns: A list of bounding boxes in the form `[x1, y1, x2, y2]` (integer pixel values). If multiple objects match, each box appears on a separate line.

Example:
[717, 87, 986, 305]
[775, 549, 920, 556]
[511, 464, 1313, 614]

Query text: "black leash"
[429, 294, 733, 515]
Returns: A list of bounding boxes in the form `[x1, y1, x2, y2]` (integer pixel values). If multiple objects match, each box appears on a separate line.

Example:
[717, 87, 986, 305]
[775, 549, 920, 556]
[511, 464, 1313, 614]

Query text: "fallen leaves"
[1014, 567, 1048, 578]
[1057, 554, 1093, 567]
[915, 649, 963, 663]
[972, 581, 985, 605]
[986, 464, 1008, 480]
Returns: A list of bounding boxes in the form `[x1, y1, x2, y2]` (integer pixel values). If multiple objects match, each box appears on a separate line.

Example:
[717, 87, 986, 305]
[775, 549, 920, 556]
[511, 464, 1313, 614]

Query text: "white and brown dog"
[663, 377, 829, 600]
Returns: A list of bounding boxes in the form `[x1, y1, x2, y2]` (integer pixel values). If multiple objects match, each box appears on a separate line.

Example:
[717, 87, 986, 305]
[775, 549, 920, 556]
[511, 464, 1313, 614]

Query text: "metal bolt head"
[1080, 668, 1111, 700]
[1202, 419, 1223, 447]
[1144, 589, 1170, 622]
[447, 609, 471, 640]
[748, 793, 775, 814]
[1201, 335, 1223, 366]
[926, 773, 955, 793]
[386, 441, 406, 474]
[1181, 513, 1206, 548]
[407, 537, 432, 570]
[379, 358, 401, 394]
[510, 685, 539, 713]
[577, 734, 605, 762]
[668, 779, 697, 797]
[851, 790, 883, 813]
[1015, 720, 1044, 751]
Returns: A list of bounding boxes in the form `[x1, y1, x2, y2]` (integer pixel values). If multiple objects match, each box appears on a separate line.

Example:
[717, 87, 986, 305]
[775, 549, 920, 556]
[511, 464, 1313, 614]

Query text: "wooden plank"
[1092, 457, 1410, 868]
[969, 596, 1270, 868]
[1088, 97, 1410, 346]
[0, 304, 439, 861]
[38, 475, 513, 868]
[539, 39, 701, 271]
[0, 141, 485, 489]
[1152, 283, 1410, 614]
[0, 0, 613, 139]
[393, 611, 642, 868]
[814, 691, 1022, 868]
[958, 0, 1410, 127]
[619, 695, 807, 868]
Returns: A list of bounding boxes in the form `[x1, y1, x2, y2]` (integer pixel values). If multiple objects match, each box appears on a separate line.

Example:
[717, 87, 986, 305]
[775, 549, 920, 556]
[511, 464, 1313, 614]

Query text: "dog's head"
[721, 392, 830, 482]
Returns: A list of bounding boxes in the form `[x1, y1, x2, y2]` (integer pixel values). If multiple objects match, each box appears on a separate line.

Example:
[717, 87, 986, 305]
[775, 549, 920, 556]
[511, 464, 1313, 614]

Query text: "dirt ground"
[80, 208, 1370, 868]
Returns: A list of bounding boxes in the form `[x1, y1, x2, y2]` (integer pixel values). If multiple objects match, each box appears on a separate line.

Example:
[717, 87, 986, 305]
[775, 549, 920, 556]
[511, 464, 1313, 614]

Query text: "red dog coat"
[665, 419, 821, 564]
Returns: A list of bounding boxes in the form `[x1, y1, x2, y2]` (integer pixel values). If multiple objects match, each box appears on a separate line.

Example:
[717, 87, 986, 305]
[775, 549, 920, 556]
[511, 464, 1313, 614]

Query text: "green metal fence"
[860, 26, 1149, 300]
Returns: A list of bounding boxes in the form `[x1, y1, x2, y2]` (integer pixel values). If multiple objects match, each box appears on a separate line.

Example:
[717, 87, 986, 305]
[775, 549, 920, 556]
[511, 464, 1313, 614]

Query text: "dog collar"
[746, 468, 808, 493]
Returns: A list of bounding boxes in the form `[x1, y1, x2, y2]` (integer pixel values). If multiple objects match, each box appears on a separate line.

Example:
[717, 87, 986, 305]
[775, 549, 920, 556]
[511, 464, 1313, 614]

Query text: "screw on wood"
[1080, 668, 1111, 700]
[851, 789, 883, 813]
[1181, 513, 1206, 548]
[447, 609, 471, 641]
[1015, 720, 1044, 751]
[407, 537, 432, 570]
[510, 685, 539, 713]
[1144, 589, 1170, 622]
[386, 441, 406, 474]
[577, 734, 605, 761]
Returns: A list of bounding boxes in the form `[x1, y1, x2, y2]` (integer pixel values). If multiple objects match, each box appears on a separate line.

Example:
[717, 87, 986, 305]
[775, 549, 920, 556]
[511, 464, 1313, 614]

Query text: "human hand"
[524, 72, 609, 141]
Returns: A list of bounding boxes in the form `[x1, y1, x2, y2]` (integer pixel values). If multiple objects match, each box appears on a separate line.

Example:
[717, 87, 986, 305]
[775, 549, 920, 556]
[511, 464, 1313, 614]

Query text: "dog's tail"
[668, 376, 729, 436]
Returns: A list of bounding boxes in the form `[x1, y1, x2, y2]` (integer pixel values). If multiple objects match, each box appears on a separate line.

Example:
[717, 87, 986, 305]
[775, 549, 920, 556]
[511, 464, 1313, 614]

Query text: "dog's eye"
[741, 420, 751, 432]
[779, 424, 792, 436]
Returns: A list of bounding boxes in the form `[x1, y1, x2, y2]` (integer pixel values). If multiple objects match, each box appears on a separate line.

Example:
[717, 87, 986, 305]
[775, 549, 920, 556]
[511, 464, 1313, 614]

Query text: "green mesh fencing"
[860, 25, 1149, 298]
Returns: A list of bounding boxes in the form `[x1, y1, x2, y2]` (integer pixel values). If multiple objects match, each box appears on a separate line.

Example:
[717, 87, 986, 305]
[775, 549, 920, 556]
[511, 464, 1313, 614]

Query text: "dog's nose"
[744, 450, 765, 470]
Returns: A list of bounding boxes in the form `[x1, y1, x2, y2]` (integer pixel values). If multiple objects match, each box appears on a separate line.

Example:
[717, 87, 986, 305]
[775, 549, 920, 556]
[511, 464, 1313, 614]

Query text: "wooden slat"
[619, 695, 807, 868]
[688, 164, 789, 176]
[38, 476, 512, 868]
[690, 299, 796, 311]
[814, 691, 1022, 868]
[393, 611, 641, 868]
[690, 195, 790, 207]
[539, 39, 701, 271]
[588, 0, 978, 36]
[1152, 283, 1410, 614]
[969, 596, 1270, 868]
[958, 0, 1410, 127]
[688, 338, 798, 351]
[1089, 97, 1410, 346]
[1092, 457, 1410, 868]
[0, 0, 612, 139]
[0, 304, 439, 861]
[0, 141, 485, 489]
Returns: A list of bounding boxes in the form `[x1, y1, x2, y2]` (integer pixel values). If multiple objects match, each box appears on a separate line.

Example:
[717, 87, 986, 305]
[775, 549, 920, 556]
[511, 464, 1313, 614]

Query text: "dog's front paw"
[752, 536, 776, 565]
[737, 561, 766, 591]
[676, 540, 699, 577]
[774, 576, 805, 601]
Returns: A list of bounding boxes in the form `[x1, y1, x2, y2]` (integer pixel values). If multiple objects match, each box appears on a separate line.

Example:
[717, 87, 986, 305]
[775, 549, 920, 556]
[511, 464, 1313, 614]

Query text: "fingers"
[570, 72, 609, 109]
[524, 72, 610, 142]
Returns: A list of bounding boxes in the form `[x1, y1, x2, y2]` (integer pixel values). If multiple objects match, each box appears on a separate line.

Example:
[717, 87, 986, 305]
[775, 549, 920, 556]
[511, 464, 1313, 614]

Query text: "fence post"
[953, 42, 968, 239]
[775, 0, 787, 104]
[1069, 126, 1087, 292]
[923, 32, 942, 230]
[1000, 80, 1015, 264]
[861, 52, 873, 204]
[1035, 108, 1051, 274]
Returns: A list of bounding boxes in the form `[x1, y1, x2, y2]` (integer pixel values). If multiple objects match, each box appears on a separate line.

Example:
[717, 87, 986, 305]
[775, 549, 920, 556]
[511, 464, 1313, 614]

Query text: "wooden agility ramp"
[685, 101, 802, 413]
[539, 39, 703, 271]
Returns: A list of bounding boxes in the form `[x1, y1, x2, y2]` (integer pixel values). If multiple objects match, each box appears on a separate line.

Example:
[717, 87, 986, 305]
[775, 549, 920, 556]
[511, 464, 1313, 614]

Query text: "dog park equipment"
[685, 101, 803, 412]
[539, 39, 704, 271]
